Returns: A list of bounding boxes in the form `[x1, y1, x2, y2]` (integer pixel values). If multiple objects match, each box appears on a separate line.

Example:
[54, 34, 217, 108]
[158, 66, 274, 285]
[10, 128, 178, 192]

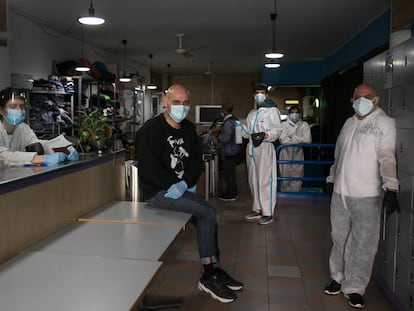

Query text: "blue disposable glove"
[44, 152, 67, 164]
[164, 180, 188, 199]
[187, 184, 197, 193]
[67, 147, 79, 161]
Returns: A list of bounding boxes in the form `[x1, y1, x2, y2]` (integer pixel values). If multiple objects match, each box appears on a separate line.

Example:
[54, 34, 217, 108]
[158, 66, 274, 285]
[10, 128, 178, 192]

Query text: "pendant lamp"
[264, 0, 283, 62]
[119, 40, 131, 83]
[78, 0, 105, 26]
[146, 54, 157, 90]
[75, 25, 90, 72]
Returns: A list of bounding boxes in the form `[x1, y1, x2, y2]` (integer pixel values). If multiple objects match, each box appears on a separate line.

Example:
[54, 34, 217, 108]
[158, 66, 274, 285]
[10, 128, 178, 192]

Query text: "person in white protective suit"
[324, 83, 399, 309]
[0, 88, 78, 166]
[242, 83, 282, 225]
[279, 107, 311, 192]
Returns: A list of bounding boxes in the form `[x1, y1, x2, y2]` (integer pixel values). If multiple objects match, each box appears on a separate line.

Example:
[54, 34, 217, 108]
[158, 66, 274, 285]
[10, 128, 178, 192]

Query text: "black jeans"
[147, 190, 220, 265]
[222, 155, 238, 197]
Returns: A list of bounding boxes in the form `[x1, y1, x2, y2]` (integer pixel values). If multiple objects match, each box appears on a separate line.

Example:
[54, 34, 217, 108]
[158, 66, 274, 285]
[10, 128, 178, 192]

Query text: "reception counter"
[0, 149, 126, 264]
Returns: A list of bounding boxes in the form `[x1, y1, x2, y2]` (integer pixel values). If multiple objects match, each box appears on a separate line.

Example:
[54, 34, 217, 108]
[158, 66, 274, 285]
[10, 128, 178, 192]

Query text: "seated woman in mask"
[0, 88, 78, 166]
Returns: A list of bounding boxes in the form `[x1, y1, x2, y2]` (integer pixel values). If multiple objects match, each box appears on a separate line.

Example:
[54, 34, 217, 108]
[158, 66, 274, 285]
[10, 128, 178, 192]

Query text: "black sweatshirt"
[135, 113, 203, 201]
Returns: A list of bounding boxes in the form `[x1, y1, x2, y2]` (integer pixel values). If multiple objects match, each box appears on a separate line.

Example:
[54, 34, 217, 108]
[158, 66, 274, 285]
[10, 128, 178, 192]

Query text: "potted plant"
[78, 109, 113, 152]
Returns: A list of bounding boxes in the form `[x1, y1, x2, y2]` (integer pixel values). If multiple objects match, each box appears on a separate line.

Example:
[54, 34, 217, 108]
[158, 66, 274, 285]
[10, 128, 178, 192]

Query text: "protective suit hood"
[257, 99, 277, 108]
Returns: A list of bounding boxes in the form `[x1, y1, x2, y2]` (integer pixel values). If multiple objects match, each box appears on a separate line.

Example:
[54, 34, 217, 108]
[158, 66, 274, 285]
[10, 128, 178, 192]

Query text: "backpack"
[220, 116, 241, 157]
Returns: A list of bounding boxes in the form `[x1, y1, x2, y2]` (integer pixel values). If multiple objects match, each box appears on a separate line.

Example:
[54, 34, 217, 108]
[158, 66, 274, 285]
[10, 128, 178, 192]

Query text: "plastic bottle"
[235, 121, 243, 144]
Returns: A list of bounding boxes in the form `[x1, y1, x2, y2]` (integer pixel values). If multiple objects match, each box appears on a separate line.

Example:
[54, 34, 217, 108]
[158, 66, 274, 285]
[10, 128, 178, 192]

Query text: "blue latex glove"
[67, 147, 79, 161]
[164, 180, 188, 199]
[44, 152, 67, 164]
[187, 185, 197, 193]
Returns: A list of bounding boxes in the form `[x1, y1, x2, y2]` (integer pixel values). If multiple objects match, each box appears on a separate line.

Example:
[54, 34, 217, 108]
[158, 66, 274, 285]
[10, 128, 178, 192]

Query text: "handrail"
[275, 143, 335, 197]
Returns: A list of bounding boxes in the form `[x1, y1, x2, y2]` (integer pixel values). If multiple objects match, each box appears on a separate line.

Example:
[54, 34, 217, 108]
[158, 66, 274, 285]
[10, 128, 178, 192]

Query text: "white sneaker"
[245, 211, 261, 220]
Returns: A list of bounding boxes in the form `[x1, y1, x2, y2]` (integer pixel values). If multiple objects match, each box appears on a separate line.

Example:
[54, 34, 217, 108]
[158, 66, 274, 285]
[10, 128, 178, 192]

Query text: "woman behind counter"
[0, 88, 78, 166]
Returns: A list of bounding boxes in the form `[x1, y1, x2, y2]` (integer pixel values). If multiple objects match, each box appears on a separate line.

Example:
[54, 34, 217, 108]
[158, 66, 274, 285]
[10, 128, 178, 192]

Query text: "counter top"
[0, 149, 125, 194]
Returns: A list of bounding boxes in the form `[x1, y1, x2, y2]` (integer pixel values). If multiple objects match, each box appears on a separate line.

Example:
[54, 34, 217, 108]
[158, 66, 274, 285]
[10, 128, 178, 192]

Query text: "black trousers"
[221, 155, 238, 197]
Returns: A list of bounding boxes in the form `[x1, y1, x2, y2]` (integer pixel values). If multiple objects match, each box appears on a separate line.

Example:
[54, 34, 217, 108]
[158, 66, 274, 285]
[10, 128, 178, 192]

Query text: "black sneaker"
[198, 273, 237, 303]
[258, 216, 274, 225]
[218, 194, 237, 202]
[324, 280, 341, 295]
[214, 267, 244, 291]
[345, 293, 365, 308]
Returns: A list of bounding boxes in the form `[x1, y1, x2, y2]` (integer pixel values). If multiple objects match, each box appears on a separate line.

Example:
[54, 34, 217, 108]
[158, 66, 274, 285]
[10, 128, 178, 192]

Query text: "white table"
[0, 251, 161, 311]
[28, 221, 183, 261]
[78, 201, 191, 228]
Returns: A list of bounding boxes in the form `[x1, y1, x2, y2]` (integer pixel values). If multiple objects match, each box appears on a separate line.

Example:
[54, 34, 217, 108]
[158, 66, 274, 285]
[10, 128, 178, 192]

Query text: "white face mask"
[289, 112, 300, 122]
[169, 105, 190, 123]
[254, 93, 266, 104]
[352, 97, 374, 116]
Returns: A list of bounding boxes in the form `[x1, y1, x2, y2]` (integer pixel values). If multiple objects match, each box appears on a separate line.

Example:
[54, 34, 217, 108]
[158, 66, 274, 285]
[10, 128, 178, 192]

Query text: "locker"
[369, 52, 386, 90]
[396, 172, 414, 253]
[391, 42, 407, 88]
[396, 128, 414, 175]
[377, 88, 390, 113]
[366, 36, 414, 310]
[376, 208, 398, 290]
[404, 39, 414, 85]
[363, 57, 375, 85]
[388, 86, 402, 117]
[391, 86, 414, 129]
[396, 253, 411, 310]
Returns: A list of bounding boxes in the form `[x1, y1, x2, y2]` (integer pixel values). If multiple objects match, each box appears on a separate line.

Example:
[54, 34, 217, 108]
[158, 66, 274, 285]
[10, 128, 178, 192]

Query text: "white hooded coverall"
[279, 118, 311, 192]
[326, 107, 398, 296]
[242, 103, 282, 217]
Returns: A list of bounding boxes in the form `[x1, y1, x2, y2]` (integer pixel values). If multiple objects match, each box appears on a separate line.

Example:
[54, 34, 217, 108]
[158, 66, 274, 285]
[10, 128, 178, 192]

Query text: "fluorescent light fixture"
[75, 65, 90, 72]
[285, 99, 299, 105]
[119, 76, 131, 83]
[265, 63, 281, 68]
[265, 52, 284, 59]
[147, 85, 157, 90]
[78, 1, 105, 25]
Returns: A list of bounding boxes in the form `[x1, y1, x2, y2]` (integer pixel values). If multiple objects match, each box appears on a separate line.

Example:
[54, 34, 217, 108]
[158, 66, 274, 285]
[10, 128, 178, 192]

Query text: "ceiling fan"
[175, 33, 194, 57]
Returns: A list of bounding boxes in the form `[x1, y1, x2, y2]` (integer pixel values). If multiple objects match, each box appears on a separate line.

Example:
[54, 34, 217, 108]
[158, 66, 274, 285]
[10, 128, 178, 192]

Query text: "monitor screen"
[195, 105, 223, 124]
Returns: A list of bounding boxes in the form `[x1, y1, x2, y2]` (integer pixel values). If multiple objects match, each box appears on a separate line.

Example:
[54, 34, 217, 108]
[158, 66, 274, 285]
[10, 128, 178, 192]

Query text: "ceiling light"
[75, 25, 90, 72]
[119, 39, 131, 83]
[264, 62, 281, 69]
[146, 54, 157, 90]
[78, 0, 105, 26]
[265, 0, 284, 60]
[265, 52, 284, 59]
[75, 65, 90, 72]
[119, 76, 131, 83]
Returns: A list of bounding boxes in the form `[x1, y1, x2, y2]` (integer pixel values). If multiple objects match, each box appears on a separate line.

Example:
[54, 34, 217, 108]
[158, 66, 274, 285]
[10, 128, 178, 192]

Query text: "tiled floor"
[143, 165, 397, 311]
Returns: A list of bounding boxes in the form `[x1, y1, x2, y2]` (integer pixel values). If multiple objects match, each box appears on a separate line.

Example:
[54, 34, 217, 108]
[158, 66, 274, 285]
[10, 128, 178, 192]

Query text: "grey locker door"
[395, 86, 414, 129]
[396, 128, 414, 175]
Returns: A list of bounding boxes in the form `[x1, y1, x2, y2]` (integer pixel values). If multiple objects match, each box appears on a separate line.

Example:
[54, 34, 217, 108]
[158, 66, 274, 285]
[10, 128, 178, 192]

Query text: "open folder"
[44, 134, 74, 154]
